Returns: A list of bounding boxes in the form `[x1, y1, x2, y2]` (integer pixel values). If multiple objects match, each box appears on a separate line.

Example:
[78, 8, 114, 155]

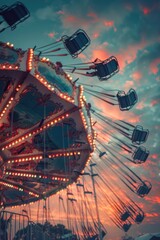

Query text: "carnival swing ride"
[0, 2, 151, 239]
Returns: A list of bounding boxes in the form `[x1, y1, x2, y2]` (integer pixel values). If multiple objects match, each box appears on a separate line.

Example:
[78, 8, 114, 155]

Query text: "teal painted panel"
[0, 46, 18, 64]
[38, 62, 73, 96]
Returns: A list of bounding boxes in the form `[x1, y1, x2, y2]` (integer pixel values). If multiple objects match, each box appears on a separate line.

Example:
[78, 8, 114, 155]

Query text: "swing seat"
[117, 88, 138, 111]
[132, 146, 149, 163]
[94, 56, 119, 81]
[131, 125, 149, 145]
[62, 29, 90, 58]
[84, 191, 92, 194]
[68, 198, 77, 202]
[120, 211, 130, 221]
[99, 151, 106, 158]
[122, 222, 132, 232]
[0, 1, 30, 30]
[136, 181, 152, 197]
[135, 212, 145, 223]
[76, 183, 84, 187]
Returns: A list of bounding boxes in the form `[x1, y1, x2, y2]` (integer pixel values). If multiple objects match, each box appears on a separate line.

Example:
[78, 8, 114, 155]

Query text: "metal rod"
[90, 163, 103, 240]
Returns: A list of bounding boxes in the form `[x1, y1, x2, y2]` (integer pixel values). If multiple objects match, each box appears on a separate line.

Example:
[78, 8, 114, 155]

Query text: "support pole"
[90, 163, 102, 240]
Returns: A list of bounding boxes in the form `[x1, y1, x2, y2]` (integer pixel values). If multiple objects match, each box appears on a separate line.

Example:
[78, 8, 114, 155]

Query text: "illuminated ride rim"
[0, 31, 152, 233]
[0, 41, 95, 207]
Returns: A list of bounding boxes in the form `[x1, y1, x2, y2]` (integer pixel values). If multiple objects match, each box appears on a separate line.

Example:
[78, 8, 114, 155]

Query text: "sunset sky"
[0, 0, 160, 239]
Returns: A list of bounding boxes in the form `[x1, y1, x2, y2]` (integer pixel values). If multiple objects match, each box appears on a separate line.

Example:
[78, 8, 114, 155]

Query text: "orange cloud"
[104, 20, 114, 28]
[78, 53, 87, 59]
[48, 32, 55, 38]
[145, 212, 159, 217]
[131, 71, 143, 82]
[150, 154, 158, 159]
[142, 7, 151, 15]
[136, 100, 146, 110]
[92, 96, 141, 123]
[150, 99, 160, 107]
[115, 40, 147, 72]
[153, 196, 160, 204]
[61, 14, 89, 29]
[87, 12, 99, 23]
[123, 112, 141, 123]
[92, 32, 100, 39]
[149, 58, 160, 74]
[91, 49, 110, 61]
[124, 80, 134, 90]
[65, 15, 78, 23]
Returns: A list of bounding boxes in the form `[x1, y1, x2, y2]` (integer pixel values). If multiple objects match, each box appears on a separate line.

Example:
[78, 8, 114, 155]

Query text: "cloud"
[90, 94, 141, 123]
[122, 43, 160, 95]
[36, 6, 55, 21]
[149, 58, 160, 74]
[56, 10, 65, 15]
[92, 32, 100, 39]
[91, 49, 109, 61]
[112, 41, 147, 74]
[104, 20, 114, 28]
[145, 212, 159, 219]
[131, 71, 143, 82]
[86, 39, 147, 74]
[150, 154, 158, 159]
[87, 12, 99, 23]
[48, 32, 55, 38]
[136, 100, 146, 110]
[142, 7, 151, 15]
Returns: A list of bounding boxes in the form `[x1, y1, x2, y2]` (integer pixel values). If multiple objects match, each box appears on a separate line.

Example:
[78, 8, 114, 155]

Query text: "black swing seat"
[76, 183, 83, 187]
[117, 88, 138, 111]
[120, 211, 131, 221]
[136, 181, 152, 197]
[132, 146, 149, 163]
[122, 222, 132, 232]
[94, 56, 119, 81]
[0, 1, 30, 30]
[84, 191, 92, 194]
[135, 212, 145, 223]
[62, 29, 90, 58]
[99, 151, 106, 158]
[131, 125, 149, 145]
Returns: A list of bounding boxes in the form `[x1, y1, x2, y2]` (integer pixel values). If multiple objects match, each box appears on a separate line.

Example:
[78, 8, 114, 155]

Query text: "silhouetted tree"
[14, 221, 77, 240]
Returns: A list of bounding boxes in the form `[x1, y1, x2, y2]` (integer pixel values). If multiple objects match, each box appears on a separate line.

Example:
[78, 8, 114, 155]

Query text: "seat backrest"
[135, 213, 144, 223]
[121, 95, 130, 108]
[63, 29, 90, 57]
[128, 89, 138, 106]
[121, 211, 130, 221]
[14, 3, 29, 19]
[140, 129, 149, 142]
[122, 223, 131, 232]
[132, 125, 149, 144]
[117, 91, 131, 110]
[2, 8, 20, 24]
[0, 2, 30, 27]
[96, 63, 109, 77]
[64, 38, 77, 54]
[107, 59, 118, 73]
[133, 147, 143, 160]
[133, 147, 149, 163]
[137, 185, 147, 195]
[99, 152, 106, 158]
[75, 32, 89, 47]
[137, 182, 151, 196]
